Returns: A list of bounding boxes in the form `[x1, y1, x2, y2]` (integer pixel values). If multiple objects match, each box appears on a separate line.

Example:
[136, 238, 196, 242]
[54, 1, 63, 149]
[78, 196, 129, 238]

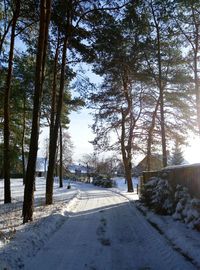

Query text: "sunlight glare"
[184, 137, 200, 164]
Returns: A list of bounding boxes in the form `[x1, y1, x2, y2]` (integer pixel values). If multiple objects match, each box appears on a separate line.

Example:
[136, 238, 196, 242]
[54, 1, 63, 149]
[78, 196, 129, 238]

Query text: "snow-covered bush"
[140, 177, 174, 215]
[173, 185, 200, 229]
[140, 177, 159, 205]
[93, 176, 115, 188]
[140, 177, 200, 230]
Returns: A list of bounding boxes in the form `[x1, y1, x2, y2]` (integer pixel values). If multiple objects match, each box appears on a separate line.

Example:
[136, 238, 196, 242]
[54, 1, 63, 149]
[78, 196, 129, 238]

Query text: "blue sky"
[68, 109, 94, 161]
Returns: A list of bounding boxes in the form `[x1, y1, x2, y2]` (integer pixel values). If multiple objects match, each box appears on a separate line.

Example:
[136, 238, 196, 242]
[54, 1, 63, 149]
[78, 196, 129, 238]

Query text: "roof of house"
[67, 164, 88, 174]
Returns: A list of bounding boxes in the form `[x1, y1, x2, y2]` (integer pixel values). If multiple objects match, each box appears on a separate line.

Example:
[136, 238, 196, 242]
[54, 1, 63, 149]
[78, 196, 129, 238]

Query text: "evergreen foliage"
[170, 140, 185, 165]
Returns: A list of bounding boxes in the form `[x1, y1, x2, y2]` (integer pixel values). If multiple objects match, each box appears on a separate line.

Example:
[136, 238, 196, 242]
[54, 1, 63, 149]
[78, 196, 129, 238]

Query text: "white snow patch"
[111, 177, 139, 201]
[0, 178, 79, 269]
[135, 202, 200, 268]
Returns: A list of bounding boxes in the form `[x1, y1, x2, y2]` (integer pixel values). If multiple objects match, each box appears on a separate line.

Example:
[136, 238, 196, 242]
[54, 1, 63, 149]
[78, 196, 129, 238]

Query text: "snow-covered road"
[26, 185, 195, 270]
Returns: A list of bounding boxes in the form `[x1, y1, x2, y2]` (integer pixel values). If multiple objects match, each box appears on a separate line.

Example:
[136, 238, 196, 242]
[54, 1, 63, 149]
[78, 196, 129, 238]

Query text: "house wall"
[134, 156, 163, 176]
[149, 157, 163, 171]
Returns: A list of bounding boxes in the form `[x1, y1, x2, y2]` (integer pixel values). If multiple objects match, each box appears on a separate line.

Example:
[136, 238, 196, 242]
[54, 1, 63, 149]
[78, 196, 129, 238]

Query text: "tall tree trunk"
[46, 30, 60, 184]
[146, 96, 160, 171]
[3, 0, 20, 203]
[157, 33, 167, 167]
[59, 124, 63, 188]
[151, 3, 167, 167]
[23, 0, 51, 223]
[120, 74, 134, 192]
[46, 28, 69, 205]
[46, 1, 72, 204]
[22, 94, 26, 185]
[194, 54, 200, 136]
[121, 110, 133, 193]
[49, 30, 60, 139]
[193, 26, 200, 136]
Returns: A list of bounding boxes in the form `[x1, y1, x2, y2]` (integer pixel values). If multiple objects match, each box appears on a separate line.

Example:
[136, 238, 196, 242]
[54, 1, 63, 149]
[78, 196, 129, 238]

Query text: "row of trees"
[1, 0, 200, 222]
[0, 0, 127, 222]
[85, 0, 200, 191]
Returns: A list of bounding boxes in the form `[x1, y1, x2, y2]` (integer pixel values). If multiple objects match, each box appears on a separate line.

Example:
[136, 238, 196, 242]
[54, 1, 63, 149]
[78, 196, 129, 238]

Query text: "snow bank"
[113, 178, 200, 268]
[135, 202, 200, 268]
[0, 178, 80, 269]
[0, 213, 67, 269]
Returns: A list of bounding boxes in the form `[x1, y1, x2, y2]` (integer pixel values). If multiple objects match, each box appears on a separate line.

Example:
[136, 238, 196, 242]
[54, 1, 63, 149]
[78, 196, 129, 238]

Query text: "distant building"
[67, 164, 94, 175]
[67, 164, 94, 183]
[133, 155, 163, 176]
[68, 164, 86, 175]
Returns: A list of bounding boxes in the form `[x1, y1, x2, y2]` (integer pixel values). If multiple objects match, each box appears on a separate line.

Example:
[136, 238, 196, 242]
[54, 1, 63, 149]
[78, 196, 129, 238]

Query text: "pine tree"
[174, 0, 200, 137]
[46, 0, 72, 205]
[23, 0, 52, 223]
[170, 140, 184, 165]
[3, 0, 21, 203]
[45, 0, 117, 203]
[89, 6, 147, 192]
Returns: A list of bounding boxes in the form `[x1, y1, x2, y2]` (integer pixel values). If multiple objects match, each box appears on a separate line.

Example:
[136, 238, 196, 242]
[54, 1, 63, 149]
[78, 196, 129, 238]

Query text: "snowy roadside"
[1, 177, 200, 269]
[112, 178, 200, 269]
[111, 177, 139, 201]
[134, 201, 200, 268]
[0, 178, 80, 270]
[112, 177, 200, 268]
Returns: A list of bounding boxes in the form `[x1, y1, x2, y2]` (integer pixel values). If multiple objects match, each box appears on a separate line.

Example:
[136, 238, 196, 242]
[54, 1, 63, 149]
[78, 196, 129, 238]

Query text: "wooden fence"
[142, 164, 200, 199]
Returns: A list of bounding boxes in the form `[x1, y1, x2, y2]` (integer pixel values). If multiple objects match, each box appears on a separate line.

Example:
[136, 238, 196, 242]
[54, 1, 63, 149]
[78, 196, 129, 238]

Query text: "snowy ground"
[0, 177, 200, 269]
[0, 178, 78, 250]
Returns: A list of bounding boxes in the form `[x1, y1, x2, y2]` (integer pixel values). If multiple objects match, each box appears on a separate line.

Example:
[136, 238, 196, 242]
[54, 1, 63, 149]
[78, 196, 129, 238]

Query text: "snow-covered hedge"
[140, 177, 200, 230]
[172, 185, 200, 230]
[140, 177, 174, 215]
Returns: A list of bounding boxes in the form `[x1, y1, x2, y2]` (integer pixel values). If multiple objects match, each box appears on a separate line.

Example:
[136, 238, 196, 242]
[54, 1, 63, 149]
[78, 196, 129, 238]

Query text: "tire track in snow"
[69, 188, 197, 269]
[26, 186, 196, 270]
[101, 189, 196, 270]
[135, 203, 200, 269]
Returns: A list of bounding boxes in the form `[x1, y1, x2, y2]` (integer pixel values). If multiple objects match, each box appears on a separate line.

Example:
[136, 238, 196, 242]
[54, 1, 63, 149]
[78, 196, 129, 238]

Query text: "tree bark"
[121, 112, 133, 192]
[49, 30, 60, 139]
[146, 96, 160, 171]
[151, 2, 167, 167]
[22, 94, 26, 185]
[3, 0, 20, 203]
[46, 30, 60, 186]
[46, 29, 69, 204]
[46, 2, 72, 204]
[120, 73, 134, 192]
[59, 124, 63, 188]
[23, 0, 51, 223]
